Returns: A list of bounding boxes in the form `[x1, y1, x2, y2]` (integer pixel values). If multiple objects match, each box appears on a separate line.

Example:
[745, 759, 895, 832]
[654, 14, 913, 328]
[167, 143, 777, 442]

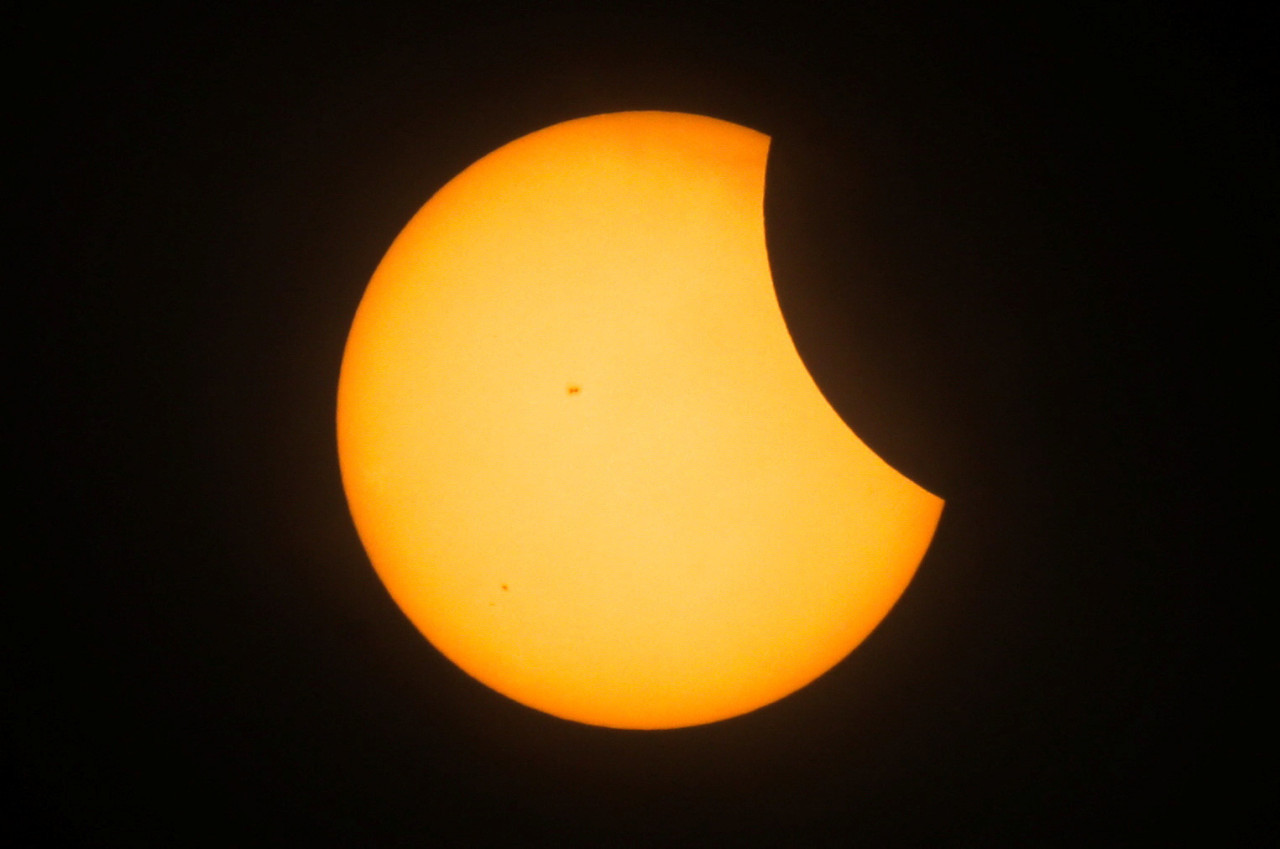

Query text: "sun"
[337, 111, 943, 729]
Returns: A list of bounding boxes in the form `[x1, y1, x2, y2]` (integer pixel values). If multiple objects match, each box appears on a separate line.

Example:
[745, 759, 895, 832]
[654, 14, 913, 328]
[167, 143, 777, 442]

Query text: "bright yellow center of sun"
[337, 111, 943, 729]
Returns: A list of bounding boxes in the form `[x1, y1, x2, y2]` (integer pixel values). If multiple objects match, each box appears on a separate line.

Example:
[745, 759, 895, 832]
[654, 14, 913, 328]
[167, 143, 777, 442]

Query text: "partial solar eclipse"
[337, 111, 943, 729]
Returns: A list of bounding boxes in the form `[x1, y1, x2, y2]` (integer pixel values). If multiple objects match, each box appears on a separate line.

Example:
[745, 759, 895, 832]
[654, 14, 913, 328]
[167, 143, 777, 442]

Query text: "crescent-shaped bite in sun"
[338, 111, 943, 729]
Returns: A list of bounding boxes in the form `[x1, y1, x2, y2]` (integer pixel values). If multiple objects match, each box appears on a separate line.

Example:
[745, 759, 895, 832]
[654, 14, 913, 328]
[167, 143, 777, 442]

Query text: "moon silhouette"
[337, 111, 943, 729]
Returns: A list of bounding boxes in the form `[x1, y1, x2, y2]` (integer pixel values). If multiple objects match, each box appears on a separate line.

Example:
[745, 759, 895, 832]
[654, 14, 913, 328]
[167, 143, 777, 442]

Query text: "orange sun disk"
[337, 111, 943, 729]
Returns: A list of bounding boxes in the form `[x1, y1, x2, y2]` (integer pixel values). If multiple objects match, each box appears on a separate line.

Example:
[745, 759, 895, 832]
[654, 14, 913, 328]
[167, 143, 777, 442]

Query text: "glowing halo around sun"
[337, 111, 943, 729]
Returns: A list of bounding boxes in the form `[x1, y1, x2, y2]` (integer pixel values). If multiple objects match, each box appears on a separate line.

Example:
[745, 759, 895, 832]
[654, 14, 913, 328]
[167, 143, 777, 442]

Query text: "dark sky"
[16, 3, 1271, 845]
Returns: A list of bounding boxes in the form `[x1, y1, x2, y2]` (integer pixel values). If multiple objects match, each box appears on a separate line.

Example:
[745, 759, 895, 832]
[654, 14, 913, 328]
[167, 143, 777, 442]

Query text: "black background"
[15, 2, 1272, 844]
